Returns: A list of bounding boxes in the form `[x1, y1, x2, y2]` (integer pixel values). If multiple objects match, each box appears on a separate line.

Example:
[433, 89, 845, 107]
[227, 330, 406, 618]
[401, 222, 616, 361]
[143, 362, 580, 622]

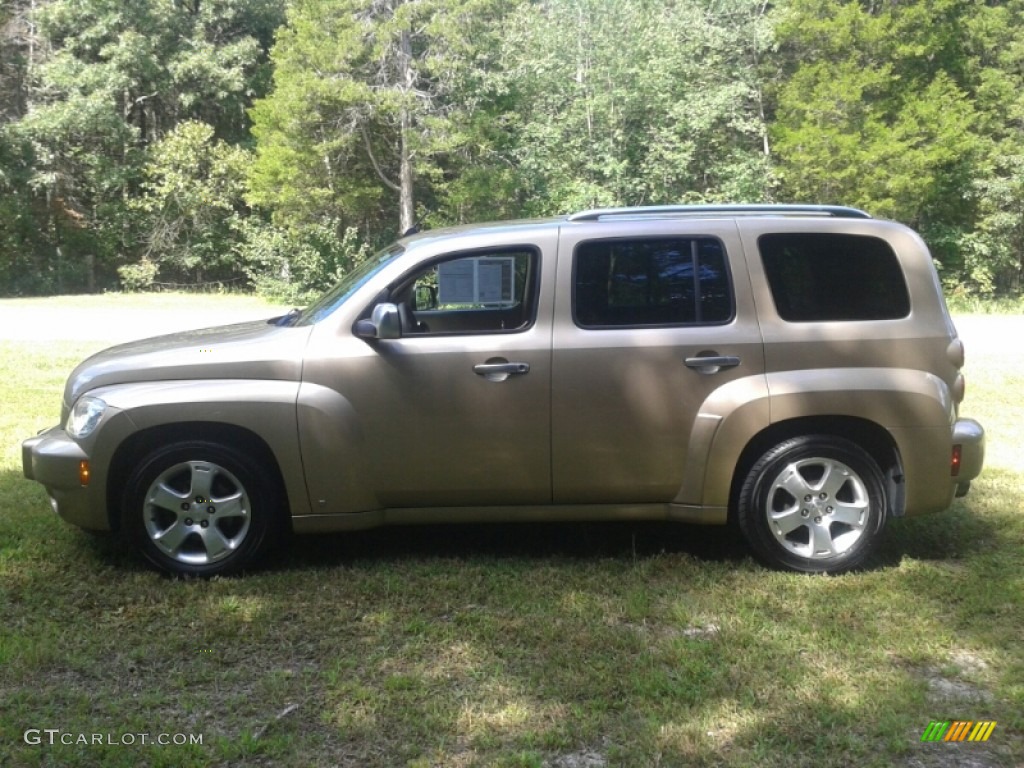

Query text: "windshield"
[296, 245, 405, 325]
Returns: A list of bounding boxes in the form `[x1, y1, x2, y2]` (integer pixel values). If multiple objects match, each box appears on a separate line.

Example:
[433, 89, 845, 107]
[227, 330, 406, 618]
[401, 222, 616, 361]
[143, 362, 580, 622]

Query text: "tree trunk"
[399, 107, 414, 234]
[398, 28, 415, 234]
[86, 252, 95, 292]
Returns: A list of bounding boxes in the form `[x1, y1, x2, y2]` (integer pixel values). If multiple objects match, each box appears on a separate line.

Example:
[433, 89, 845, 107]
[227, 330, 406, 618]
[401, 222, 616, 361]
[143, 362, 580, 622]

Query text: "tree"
[131, 120, 250, 286]
[8, 0, 284, 293]
[495, 0, 776, 215]
[248, 0, 521, 241]
[0, 0, 41, 123]
[770, 0, 982, 283]
[958, 0, 1024, 294]
[0, 0, 54, 294]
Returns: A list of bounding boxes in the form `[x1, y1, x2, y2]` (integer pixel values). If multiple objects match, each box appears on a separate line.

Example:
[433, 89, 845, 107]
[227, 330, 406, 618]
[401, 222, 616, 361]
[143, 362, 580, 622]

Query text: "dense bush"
[237, 220, 372, 305]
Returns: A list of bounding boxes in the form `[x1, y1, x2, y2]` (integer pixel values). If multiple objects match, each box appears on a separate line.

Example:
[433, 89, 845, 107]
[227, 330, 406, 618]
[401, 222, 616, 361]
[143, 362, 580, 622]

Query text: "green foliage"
[772, 0, 980, 222]
[0, 127, 53, 295]
[960, 1, 1024, 295]
[3, 0, 1024, 298]
[771, 0, 1024, 296]
[248, 0, 524, 240]
[117, 258, 159, 291]
[944, 292, 1024, 315]
[3, 0, 285, 295]
[132, 121, 251, 285]
[500, 0, 776, 215]
[967, 157, 1024, 295]
[237, 219, 372, 305]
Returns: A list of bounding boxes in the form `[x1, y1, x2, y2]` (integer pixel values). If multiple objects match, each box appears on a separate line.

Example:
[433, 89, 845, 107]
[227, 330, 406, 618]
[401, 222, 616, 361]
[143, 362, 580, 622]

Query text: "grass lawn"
[0, 301, 1021, 767]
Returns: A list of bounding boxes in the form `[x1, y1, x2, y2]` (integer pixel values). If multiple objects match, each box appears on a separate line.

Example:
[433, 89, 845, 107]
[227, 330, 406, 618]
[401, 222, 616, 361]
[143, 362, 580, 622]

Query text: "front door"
[303, 241, 555, 510]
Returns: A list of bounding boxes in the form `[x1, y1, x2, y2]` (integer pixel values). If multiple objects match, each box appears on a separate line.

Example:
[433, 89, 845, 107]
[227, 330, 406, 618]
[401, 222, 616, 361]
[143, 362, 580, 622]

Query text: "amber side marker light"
[951, 445, 962, 477]
[79, 460, 91, 486]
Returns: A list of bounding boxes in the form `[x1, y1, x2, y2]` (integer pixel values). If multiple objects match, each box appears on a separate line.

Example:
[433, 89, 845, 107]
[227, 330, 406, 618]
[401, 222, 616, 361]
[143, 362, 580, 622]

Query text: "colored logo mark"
[921, 720, 997, 742]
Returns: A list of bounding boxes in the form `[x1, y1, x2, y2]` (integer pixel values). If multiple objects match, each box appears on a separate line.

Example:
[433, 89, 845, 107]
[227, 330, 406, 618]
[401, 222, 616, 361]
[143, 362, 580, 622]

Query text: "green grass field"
[0, 299, 1020, 767]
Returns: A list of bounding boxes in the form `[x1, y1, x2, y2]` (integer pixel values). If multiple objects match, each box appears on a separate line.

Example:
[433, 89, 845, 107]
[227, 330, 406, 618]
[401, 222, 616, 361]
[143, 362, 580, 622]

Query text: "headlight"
[66, 396, 107, 438]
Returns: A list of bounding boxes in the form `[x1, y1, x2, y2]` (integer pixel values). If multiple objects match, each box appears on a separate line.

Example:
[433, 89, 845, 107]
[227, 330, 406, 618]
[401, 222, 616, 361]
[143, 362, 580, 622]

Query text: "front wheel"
[123, 440, 282, 576]
[737, 436, 887, 574]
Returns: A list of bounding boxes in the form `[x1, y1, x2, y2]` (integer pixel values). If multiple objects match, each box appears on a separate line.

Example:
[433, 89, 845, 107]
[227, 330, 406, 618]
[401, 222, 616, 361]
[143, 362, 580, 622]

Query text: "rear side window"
[574, 238, 733, 328]
[759, 233, 910, 322]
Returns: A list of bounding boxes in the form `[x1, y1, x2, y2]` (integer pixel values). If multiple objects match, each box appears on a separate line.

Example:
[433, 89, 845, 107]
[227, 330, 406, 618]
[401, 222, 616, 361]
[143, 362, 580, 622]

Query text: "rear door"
[551, 219, 764, 503]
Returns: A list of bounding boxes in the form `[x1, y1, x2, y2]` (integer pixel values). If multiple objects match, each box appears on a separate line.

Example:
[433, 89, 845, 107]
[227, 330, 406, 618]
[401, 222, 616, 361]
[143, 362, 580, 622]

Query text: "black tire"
[122, 440, 282, 576]
[737, 435, 887, 574]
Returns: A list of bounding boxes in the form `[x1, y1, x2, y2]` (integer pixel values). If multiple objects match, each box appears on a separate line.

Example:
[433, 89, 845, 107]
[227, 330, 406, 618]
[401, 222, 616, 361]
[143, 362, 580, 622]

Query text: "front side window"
[391, 248, 538, 335]
[574, 238, 733, 328]
[759, 233, 910, 322]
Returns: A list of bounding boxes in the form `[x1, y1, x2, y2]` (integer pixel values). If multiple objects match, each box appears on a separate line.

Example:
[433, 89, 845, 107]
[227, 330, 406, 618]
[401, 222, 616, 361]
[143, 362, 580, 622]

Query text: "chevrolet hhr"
[23, 205, 985, 576]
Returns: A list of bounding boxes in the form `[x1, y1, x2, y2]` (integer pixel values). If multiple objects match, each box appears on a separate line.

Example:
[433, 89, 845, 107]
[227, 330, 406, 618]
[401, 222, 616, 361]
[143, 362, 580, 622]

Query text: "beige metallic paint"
[24, 211, 985, 549]
[680, 380, 772, 509]
[97, 379, 311, 521]
[551, 219, 766, 504]
[62, 320, 309, 414]
[299, 224, 560, 511]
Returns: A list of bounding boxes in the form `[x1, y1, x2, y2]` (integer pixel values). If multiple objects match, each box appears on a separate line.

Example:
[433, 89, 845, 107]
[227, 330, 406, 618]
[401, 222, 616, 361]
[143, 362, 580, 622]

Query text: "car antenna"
[402, 224, 421, 237]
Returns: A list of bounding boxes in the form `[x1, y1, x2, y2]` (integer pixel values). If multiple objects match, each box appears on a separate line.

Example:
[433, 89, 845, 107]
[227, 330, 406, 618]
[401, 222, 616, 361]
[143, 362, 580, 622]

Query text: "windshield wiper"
[272, 308, 302, 327]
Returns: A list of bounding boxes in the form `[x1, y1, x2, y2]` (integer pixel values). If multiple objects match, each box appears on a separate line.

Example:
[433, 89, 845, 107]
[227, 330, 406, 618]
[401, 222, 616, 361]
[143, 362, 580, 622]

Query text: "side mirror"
[414, 284, 437, 311]
[354, 302, 401, 340]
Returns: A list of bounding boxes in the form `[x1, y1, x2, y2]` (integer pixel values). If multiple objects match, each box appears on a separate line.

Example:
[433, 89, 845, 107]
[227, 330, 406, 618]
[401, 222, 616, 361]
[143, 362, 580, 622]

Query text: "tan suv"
[22, 205, 985, 576]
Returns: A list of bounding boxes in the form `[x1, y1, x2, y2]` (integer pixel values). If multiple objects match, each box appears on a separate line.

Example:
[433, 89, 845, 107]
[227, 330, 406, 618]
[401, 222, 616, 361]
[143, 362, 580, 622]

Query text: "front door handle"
[684, 355, 740, 374]
[474, 361, 530, 382]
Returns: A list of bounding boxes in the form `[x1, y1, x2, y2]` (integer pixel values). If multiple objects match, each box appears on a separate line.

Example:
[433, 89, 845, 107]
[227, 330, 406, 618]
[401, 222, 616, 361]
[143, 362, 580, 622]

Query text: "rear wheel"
[737, 436, 887, 574]
[123, 440, 282, 576]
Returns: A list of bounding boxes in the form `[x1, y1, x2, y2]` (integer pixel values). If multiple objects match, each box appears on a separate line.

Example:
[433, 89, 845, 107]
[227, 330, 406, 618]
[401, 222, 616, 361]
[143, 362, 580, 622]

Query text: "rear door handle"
[684, 355, 740, 374]
[474, 361, 530, 381]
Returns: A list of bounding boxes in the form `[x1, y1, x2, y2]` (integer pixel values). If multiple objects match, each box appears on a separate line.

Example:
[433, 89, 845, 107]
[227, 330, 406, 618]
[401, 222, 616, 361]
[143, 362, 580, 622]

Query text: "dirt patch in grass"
[549, 750, 607, 768]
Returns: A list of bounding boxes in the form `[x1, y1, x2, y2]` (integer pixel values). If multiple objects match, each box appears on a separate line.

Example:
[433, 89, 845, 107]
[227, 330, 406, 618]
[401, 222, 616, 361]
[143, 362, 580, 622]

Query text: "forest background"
[1, 0, 1022, 303]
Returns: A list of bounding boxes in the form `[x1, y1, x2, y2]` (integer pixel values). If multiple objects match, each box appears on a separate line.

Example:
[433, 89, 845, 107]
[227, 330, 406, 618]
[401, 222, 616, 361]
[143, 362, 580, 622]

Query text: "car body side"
[23, 215, 985, 550]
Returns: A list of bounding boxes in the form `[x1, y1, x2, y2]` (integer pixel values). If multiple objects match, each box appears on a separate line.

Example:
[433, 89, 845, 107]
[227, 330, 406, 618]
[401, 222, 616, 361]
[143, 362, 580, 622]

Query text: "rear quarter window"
[759, 233, 910, 322]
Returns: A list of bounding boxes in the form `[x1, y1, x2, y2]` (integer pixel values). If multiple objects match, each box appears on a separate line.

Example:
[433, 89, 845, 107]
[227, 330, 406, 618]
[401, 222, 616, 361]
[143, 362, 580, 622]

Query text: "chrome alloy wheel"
[142, 460, 252, 566]
[764, 456, 870, 559]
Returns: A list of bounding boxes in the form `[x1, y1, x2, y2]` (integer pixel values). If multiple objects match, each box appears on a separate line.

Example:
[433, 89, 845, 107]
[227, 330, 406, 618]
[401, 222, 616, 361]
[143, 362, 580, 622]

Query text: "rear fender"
[680, 368, 951, 512]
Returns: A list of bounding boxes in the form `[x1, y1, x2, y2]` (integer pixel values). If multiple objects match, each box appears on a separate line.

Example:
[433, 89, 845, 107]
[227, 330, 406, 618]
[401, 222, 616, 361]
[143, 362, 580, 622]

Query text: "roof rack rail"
[566, 204, 872, 222]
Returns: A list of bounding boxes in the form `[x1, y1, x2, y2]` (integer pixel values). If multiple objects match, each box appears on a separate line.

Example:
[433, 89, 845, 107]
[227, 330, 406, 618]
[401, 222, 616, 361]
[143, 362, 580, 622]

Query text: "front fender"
[295, 382, 380, 516]
[94, 379, 311, 518]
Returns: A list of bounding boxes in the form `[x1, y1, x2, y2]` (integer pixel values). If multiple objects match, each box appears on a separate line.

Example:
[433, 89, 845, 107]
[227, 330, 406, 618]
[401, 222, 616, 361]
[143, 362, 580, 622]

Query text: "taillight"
[946, 338, 965, 368]
[953, 373, 965, 403]
[948, 338, 966, 403]
[951, 445, 962, 477]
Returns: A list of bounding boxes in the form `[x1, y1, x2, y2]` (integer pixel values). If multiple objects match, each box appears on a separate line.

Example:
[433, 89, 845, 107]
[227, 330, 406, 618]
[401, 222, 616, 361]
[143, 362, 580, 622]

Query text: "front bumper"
[952, 417, 985, 497]
[22, 426, 110, 530]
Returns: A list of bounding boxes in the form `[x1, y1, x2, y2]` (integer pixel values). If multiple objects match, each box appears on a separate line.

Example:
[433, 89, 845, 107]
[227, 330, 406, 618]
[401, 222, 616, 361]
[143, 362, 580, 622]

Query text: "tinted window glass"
[759, 233, 910, 322]
[574, 238, 732, 327]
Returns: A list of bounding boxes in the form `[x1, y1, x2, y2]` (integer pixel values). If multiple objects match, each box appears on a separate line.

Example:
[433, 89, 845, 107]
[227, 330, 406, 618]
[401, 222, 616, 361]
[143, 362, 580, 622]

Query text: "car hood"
[64, 319, 312, 411]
